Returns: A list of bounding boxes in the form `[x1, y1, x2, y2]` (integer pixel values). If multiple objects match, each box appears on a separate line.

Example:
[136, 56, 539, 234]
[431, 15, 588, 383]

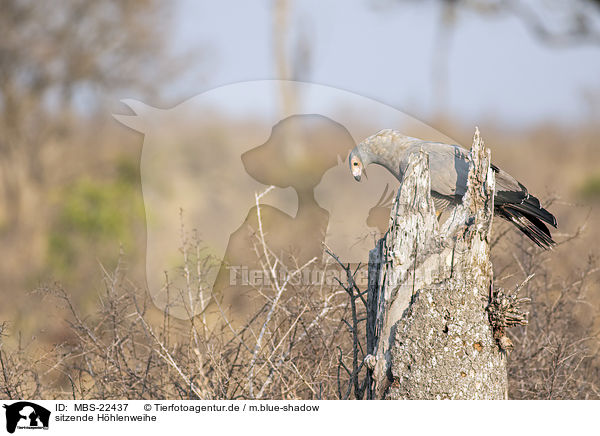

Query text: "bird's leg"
[436, 210, 443, 221]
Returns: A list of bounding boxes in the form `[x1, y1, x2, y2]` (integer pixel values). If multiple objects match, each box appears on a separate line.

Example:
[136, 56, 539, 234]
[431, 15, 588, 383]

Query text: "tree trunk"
[365, 129, 508, 400]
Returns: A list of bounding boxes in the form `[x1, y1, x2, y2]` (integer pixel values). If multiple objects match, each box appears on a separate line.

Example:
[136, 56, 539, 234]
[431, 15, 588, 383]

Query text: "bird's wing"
[401, 142, 470, 200]
[402, 142, 526, 199]
[490, 163, 528, 203]
[397, 139, 556, 248]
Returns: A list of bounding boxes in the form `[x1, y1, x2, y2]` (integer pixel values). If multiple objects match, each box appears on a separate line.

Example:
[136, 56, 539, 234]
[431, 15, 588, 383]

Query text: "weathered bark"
[365, 129, 508, 400]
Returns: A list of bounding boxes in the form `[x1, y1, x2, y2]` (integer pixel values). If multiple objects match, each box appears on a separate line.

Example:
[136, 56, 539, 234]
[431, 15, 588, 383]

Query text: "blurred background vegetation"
[0, 0, 599, 398]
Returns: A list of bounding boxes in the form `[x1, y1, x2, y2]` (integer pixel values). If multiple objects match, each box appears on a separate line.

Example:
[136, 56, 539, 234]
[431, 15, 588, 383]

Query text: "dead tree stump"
[365, 129, 508, 400]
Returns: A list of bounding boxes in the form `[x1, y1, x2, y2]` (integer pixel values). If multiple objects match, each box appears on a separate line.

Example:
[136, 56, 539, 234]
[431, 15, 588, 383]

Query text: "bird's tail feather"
[511, 195, 557, 228]
[495, 194, 557, 249]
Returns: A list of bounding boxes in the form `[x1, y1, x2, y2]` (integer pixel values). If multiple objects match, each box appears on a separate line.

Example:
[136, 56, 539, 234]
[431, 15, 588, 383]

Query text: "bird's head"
[349, 148, 366, 181]
[349, 129, 413, 182]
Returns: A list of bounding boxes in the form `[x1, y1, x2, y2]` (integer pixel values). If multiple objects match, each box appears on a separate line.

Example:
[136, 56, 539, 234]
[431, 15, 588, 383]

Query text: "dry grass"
[0, 193, 355, 399]
[1, 204, 598, 400]
[488, 211, 600, 399]
[497, 230, 600, 398]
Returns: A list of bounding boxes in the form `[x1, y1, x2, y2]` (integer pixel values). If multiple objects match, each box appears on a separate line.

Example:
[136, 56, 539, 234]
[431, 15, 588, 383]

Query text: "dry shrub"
[492, 211, 600, 399]
[1, 197, 354, 399]
[0, 322, 45, 399]
[1, 197, 598, 400]
[506, 254, 600, 399]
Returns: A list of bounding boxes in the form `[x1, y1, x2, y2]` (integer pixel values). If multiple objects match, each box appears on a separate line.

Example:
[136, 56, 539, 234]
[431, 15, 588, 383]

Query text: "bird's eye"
[353, 161, 359, 166]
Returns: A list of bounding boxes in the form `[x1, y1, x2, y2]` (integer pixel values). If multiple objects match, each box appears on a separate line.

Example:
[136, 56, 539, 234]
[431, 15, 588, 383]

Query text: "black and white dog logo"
[2, 402, 50, 433]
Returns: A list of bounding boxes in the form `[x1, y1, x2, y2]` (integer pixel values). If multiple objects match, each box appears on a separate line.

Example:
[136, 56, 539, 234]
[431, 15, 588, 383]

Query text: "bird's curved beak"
[352, 166, 367, 182]
[351, 165, 362, 181]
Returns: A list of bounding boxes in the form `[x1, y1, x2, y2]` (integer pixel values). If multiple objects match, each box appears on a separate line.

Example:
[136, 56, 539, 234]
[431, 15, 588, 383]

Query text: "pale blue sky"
[166, 0, 600, 127]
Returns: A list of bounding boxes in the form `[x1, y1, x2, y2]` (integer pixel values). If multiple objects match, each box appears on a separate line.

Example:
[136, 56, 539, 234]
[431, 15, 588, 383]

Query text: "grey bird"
[349, 129, 557, 249]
